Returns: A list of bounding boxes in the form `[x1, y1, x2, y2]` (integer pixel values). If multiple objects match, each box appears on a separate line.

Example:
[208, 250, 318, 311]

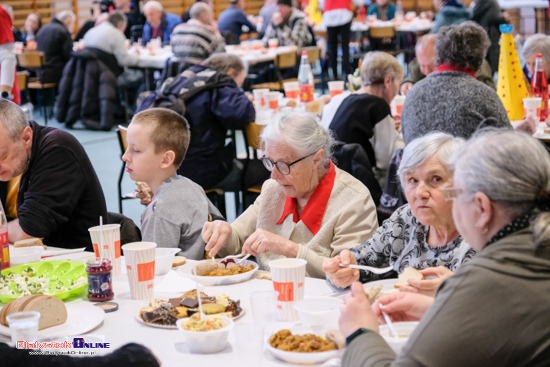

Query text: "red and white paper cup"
[523, 97, 542, 120]
[122, 242, 157, 300]
[88, 224, 121, 276]
[269, 258, 307, 322]
[328, 81, 344, 97]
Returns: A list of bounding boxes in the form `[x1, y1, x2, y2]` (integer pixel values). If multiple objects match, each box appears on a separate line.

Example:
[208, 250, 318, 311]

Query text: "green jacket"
[402, 57, 495, 90]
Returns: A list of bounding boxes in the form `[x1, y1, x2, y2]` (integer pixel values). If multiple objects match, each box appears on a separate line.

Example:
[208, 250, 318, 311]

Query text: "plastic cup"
[249, 290, 279, 323]
[122, 241, 157, 300]
[269, 258, 306, 322]
[523, 97, 542, 120]
[233, 323, 265, 365]
[268, 38, 279, 49]
[328, 81, 344, 97]
[253, 88, 269, 110]
[391, 95, 406, 115]
[252, 40, 263, 51]
[283, 82, 299, 100]
[14, 42, 23, 54]
[265, 91, 280, 110]
[88, 224, 122, 276]
[367, 14, 377, 24]
[7, 311, 40, 344]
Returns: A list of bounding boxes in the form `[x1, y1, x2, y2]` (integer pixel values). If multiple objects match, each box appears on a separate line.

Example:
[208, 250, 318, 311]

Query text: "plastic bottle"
[298, 51, 314, 103]
[395, 0, 404, 22]
[26, 28, 36, 50]
[532, 53, 549, 121]
[0, 201, 9, 270]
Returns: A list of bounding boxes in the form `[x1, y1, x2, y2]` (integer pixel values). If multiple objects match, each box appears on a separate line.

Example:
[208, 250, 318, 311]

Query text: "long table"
[313, 19, 434, 34]
[0, 252, 338, 366]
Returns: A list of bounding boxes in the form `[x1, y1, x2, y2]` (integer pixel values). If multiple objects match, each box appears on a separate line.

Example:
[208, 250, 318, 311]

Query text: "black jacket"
[471, 0, 505, 73]
[56, 48, 119, 130]
[17, 121, 107, 251]
[36, 18, 73, 84]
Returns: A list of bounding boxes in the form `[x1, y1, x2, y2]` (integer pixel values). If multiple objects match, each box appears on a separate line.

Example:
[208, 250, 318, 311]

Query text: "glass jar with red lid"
[86, 258, 114, 302]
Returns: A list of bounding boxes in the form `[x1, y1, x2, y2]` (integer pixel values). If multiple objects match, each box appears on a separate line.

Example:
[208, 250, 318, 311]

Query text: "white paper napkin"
[154, 270, 196, 293]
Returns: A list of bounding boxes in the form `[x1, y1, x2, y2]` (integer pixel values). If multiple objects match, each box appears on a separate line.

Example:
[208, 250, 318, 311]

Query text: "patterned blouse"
[350, 204, 477, 283]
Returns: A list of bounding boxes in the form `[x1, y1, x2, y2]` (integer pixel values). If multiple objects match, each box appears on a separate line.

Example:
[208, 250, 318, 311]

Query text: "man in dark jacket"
[218, 0, 257, 42]
[36, 11, 75, 85]
[0, 100, 107, 251]
[471, 0, 505, 74]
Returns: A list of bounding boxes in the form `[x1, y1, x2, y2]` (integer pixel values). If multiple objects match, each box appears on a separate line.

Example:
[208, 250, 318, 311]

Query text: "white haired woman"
[322, 51, 404, 173]
[522, 33, 550, 85]
[202, 112, 379, 278]
[324, 132, 476, 296]
[339, 129, 550, 366]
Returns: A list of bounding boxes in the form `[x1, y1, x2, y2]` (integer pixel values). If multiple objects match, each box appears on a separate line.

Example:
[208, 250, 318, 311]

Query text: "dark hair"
[107, 10, 127, 27]
[436, 21, 490, 72]
[131, 108, 191, 167]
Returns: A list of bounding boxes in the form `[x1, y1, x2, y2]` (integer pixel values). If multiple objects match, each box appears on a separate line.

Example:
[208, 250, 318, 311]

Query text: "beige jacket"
[219, 166, 378, 278]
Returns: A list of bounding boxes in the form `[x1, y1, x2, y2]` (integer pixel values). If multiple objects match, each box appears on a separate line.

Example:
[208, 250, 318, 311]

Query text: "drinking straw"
[99, 216, 104, 261]
[193, 265, 204, 320]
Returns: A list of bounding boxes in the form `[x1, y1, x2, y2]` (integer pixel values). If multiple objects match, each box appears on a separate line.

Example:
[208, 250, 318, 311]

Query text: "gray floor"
[32, 116, 240, 232]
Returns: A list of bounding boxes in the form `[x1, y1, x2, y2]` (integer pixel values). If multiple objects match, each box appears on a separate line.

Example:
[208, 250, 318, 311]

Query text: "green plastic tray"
[0, 260, 88, 304]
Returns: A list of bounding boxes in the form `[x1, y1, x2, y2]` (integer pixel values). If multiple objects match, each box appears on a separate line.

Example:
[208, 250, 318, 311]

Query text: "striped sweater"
[170, 19, 226, 65]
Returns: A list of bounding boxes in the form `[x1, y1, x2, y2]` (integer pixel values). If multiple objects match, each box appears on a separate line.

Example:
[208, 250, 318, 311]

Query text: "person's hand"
[398, 266, 453, 297]
[272, 12, 283, 26]
[372, 292, 433, 324]
[514, 114, 537, 135]
[339, 282, 379, 338]
[322, 250, 359, 288]
[202, 220, 233, 257]
[242, 229, 299, 257]
[400, 82, 413, 96]
[134, 182, 152, 206]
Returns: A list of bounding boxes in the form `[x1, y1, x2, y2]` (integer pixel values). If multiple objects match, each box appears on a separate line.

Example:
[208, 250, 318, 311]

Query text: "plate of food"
[0, 261, 88, 303]
[135, 289, 245, 329]
[0, 296, 104, 338]
[267, 326, 345, 365]
[362, 267, 423, 303]
[177, 259, 258, 286]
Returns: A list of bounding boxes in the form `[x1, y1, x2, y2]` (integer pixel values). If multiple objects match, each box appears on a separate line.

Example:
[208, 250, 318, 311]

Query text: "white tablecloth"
[497, 0, 548, 8]
[225, 45, 298, 65]
[0, 253, 339, 366]
[131, 46, 174, 69]
[313, 20, 434, 33]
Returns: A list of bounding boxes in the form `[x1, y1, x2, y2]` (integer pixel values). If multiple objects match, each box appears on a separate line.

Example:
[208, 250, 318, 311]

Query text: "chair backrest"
[302, 46, 321, 63]
[117, 125, 129, 154]
[275, 51, 297, 69]
[369, 26, 396, 39]
[16, 50, 45, 68]
[245, 122, 264, 152]
[16, 71, 27, 91]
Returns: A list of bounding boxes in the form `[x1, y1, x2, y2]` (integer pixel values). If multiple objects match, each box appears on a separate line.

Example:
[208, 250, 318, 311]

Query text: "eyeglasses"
[442, 187, 464, 201]
[261, 152, 316, 175]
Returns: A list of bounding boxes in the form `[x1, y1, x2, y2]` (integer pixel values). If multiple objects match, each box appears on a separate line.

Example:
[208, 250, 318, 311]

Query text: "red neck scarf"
[435, 63, 476, 78]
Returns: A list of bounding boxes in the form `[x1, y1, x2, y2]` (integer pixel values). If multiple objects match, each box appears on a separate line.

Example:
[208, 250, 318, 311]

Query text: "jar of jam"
[86, 258, 114, 302]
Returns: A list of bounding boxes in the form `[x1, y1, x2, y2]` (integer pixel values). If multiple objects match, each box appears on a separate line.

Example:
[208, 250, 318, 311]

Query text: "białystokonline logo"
[18, 337, 111, 356]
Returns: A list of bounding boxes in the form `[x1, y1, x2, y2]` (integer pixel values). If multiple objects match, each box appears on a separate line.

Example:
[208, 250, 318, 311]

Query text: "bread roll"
[14, 238, 46, 250]
[23, 295, 67, 330]
[194, 261, 219, 276]
[394, 267, 424, 289]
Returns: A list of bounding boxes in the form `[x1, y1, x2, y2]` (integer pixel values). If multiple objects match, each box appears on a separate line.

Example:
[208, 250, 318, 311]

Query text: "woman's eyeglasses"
[442, 187, 464, 201]
[261, 152, 315, 175]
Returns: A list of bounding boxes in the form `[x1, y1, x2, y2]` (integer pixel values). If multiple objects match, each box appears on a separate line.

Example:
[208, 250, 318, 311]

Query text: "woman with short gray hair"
[522, 33, 550, 84]
[203, 112, 379, 278]
[339, 129, 550, 366]
[324, 132, 476, 293]
[401, 21, 535, 145]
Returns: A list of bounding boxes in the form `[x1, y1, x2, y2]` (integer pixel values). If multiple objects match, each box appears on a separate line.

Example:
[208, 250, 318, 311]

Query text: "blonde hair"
[361, 51, 403, 86]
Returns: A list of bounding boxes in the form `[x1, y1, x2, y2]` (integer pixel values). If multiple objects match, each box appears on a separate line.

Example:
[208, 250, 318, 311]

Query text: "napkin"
[154, 270, 196, 293]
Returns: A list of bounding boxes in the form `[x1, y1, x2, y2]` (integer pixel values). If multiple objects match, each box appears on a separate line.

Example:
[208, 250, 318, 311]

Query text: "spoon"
[192, 265, 206, 320]
[339, 263, 394, 274]
[381, 310, 399, 338]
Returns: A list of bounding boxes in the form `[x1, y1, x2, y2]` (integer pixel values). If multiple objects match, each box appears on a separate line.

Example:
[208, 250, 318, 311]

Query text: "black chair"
[116, 126, 139, 213]
[107, 211, 142, 245]
[130, 25, 144, 44]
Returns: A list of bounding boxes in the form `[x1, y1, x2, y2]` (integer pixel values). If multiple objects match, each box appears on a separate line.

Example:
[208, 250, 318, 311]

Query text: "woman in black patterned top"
[324, 132, 477, 296]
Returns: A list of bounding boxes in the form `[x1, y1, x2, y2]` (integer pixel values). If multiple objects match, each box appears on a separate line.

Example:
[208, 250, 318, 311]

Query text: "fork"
[219, 253, 247, 262]
[339, 263, 394, 274]
[235, 254, 252, 265]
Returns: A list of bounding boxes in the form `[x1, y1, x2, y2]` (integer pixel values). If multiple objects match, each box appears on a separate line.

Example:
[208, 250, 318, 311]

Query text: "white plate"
[177, 259, 258, 286]
[41, 247, 87, 258]
[266, 325, 344, 365]
[363, 278, 399, 295]
[0, 301, 105, 338]
[134, 308, 246, 329]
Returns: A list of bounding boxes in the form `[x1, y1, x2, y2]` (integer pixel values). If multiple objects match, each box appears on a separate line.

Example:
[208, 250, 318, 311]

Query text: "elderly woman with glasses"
[202, 112, 379, 278]
[339, 129, 550, 366]
[324, 132, 476, 295]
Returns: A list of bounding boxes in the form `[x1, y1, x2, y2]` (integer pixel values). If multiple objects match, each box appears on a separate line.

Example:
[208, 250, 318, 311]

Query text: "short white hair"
[361, 51, 403, 86]
[261, 112, 334, 164]
[523, 34, 550, 64]
[398, 132, 465, 189]
[190, 2, 211, 19]
[143, 0, 164, 12]
[56, 10, 76, 24]
[0, 100, 29, 141]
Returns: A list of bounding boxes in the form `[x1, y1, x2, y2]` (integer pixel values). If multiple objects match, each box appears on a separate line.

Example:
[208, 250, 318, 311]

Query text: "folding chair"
[116, 126, 138, 213]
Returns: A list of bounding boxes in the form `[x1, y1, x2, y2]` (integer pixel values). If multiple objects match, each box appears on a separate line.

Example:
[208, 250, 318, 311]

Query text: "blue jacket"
[218, 6, 256, 42]
[143, 12, 182, 44]
[430, 0, 470, 34]
[367, 2, 396, 20]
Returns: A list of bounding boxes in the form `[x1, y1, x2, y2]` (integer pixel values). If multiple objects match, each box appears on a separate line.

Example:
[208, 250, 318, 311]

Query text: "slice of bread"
[23, 295, 67, 330]
[394, 267, 424, 289]
[172, 256, 186, 267]
[14, 238, 47, 250]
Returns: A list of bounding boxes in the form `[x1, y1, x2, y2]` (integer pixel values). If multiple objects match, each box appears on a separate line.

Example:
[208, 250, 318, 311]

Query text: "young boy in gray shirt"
[123, 107, 222, 259]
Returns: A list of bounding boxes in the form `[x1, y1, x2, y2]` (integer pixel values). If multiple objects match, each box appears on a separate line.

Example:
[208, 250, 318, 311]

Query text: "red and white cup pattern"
[269, 258, 307, 322]
[88, 224, 121, 276]
[122, 242, 157, 300]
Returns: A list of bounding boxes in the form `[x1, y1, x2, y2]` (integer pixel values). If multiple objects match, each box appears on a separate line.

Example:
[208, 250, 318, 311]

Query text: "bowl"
[294, 297, 342, 326]
[155, 248, 179, 276]
[177, 259, 258, 286]
[9, 246, 44, 266]
[177, 316, 234, 353]
[379, 321, 419, 354]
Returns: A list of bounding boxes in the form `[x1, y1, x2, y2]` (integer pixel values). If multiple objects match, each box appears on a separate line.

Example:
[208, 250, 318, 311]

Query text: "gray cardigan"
[343, 228, 550, 366]
[401, 71, 511, 144]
